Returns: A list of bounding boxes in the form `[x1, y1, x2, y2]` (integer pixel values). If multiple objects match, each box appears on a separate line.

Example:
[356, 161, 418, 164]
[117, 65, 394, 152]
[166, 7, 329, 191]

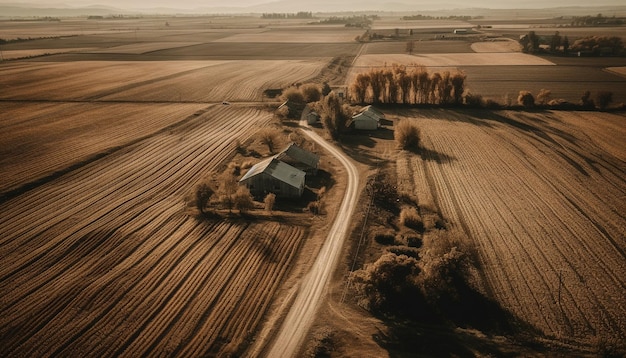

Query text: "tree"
[258, 128, 280, 154]
[280, 86, 304, 103]
[321, 82, 332, 96]
[300, 83, 321, 103]
[581, 90, 594, 108]
[264, 193, 276, 213]
[233, 186, 254, 213]
[450, 72, 466, 105]
[563, 36, 570, 55]
[536, 88, 552, 105]
[217, 173, 238, 213]
[395, 120, 421, 150]
[595, 91, 613, 110]
[517, 90, 535, 107]
[550, 31, 562, 52]
[195, 182, 214, 215]
[406, 40, 415, 54]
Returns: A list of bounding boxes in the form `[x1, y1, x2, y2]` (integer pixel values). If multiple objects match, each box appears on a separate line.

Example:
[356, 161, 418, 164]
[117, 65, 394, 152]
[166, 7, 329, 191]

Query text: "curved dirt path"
[265, 122, 360, 357]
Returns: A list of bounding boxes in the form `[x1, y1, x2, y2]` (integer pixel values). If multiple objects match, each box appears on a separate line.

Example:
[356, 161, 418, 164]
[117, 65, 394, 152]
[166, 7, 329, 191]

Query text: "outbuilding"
[275, 143, 320, 175]
[350, 105, 385, 130]
[239, 157, 305, 199]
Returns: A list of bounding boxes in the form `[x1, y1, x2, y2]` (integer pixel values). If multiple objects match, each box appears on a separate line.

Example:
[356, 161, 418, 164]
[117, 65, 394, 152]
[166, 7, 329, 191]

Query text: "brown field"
[2, 13, 626, 357]
[0, 104, 309, 357]
[393, 108, 626, 343]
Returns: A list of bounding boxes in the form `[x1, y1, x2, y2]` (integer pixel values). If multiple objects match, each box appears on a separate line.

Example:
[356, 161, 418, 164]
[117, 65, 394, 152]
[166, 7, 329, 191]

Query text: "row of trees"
[260, 12, 313, 19]
[521, 31, 624, 56]
[350, 65, 466, 105]
[570, 14, 625, 27]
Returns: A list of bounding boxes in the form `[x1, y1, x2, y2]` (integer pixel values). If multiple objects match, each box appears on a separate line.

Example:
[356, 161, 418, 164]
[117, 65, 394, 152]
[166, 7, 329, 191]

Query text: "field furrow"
[0, 102, 308, 356]
[402, 109, 626, 343]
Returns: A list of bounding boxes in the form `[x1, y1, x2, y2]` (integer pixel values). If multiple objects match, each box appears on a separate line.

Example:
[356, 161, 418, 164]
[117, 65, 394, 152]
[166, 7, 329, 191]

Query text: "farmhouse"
[275, 143, 320, 174]
[239, 157, 305, 199]
[349, 105, 385, 130]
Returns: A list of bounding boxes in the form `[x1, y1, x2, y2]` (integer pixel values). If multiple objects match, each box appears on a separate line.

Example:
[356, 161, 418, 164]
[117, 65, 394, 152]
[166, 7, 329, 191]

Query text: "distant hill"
[1, 0, 626, 17]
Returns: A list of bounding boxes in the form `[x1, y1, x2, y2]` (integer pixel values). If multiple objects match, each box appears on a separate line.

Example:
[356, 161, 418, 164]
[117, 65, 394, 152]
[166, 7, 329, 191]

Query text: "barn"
[275, 143, 320, 175]
[239, 157, 305, 199]
[350, 105, 385, 130]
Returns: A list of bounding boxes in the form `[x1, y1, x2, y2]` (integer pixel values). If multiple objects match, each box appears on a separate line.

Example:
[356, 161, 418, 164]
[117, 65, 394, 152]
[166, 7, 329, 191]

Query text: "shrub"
[374, 229, 396, 245]
[233, 186, 254, 213]
[280, 86, 304, 103]
[387, 245, 420, 259]
[257, 128, 281, 154]
[399, 206, 424, 231]
[581, 90, 595, 108]
[263, 193, 276, 213]
[394, 120, 421, 150]
[595, 91, 613, 110]
[195, 182, 214, 215]
[300, 83, 321, 103]
[536, 88, 552, 105]
[307, 200, 321, 215]
[517, 90, 535, 107]
[464, 92, 484, 107]
[352, 252, 422, 313]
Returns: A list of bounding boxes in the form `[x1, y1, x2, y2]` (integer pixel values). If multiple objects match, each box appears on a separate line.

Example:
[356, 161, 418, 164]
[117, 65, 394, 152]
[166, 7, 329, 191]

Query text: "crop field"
[393, 108, 626, 344]
[348, 38, 626, 103]
[0, 104, 308, 356]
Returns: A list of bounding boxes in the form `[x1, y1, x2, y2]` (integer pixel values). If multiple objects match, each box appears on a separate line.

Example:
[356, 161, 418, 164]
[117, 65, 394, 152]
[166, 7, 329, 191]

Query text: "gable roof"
[361, 105, 385, 119]
[239, 157, 305, 189]
[276, 143, 320, 169]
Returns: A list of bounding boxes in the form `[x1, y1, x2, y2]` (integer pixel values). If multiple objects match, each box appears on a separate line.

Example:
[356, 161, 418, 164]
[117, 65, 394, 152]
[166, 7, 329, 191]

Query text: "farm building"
[239, 157, 306, 199]
[306, 111, 320, 125]
[275, 143, 320, 174]
[453, 28, 468, 34]
[349, 105, 385, 130]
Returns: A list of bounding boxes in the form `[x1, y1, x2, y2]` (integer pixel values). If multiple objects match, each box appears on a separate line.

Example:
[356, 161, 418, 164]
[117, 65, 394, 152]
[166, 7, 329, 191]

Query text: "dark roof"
[239, 157, 305, 189]
[275, 143, 320, 169]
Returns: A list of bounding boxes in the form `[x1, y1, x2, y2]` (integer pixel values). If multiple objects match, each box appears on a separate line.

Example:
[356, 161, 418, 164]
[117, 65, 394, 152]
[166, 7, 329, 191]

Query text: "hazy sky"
[4, 0, 625, 9]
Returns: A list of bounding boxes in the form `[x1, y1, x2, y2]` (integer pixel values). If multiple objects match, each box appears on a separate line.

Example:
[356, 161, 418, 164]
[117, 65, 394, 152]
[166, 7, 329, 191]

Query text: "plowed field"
[0, 105, 307, 356]
[395, 109, 626, 344]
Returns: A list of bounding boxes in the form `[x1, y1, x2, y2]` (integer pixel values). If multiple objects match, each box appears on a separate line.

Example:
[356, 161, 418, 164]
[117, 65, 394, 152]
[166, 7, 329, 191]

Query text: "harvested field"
[87, 42, 202, 54]
[0, 59, 325, 102]
[0, 102, 207, 194]
[470, 39, 522, 53]
[0, 105, 307, 356]
[352, 53, 554, 68]
[362, 40, 473, 54]
[213, 26, 363, 43]
[150, 42, 360, 59]
[394, 109, 626, 345]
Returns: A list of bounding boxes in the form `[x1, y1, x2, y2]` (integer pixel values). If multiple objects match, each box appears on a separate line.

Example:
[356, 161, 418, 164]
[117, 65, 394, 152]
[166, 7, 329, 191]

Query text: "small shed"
[306, 111, 320, 125]
[239, 157, 305, 199]
[453, 29, 468, 34]
[275, 143, 320, 175]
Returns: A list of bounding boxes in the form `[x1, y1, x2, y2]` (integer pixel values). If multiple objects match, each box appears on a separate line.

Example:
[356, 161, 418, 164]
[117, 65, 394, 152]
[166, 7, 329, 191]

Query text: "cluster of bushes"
[520, 31, 623, 56]
[570, 14, 625, 27]
[350, 65, 466, 105]
[279, 83, 356, 139]
[570, 35, 624, 56]
[401, 14, 473, 21]
[352, 227, 476, 322]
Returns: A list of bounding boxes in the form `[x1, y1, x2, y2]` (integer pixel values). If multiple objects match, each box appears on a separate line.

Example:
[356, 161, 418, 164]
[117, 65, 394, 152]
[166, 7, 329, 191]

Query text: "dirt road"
[265, 123, 360, 357]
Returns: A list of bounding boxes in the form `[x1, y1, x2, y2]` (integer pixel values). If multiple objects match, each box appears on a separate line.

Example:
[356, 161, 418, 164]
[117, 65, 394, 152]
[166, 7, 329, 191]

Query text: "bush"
[257, 128, 281, 154]
[399, 206, 424, 231]
[233, 186, 254, 213]
[300, 83, 321, 103]
[595, 91, 613, 110]
[195, 182, 214, 215]
[280, 86, 304, 103]
[517, 90, 535, 107]
[536, 88, 552, 105]
[394, 120, 421, 150]
[263, 193, 276, 213]
[352, 252, 422, 313]
[374, 229, 396, 245]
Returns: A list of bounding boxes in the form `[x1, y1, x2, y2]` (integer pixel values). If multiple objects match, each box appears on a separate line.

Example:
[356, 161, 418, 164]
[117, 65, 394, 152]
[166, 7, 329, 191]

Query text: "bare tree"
[258, 128, 281, 154]
[195, 182, 214, 215]
[536, 89, 552, 105]
[233, 186, 254, 213]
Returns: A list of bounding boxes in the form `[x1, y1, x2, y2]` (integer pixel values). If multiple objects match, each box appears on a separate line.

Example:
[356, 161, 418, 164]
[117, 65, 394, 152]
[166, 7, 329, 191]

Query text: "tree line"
[260, 12, 313, 19]
[349, 65, 466, 105]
